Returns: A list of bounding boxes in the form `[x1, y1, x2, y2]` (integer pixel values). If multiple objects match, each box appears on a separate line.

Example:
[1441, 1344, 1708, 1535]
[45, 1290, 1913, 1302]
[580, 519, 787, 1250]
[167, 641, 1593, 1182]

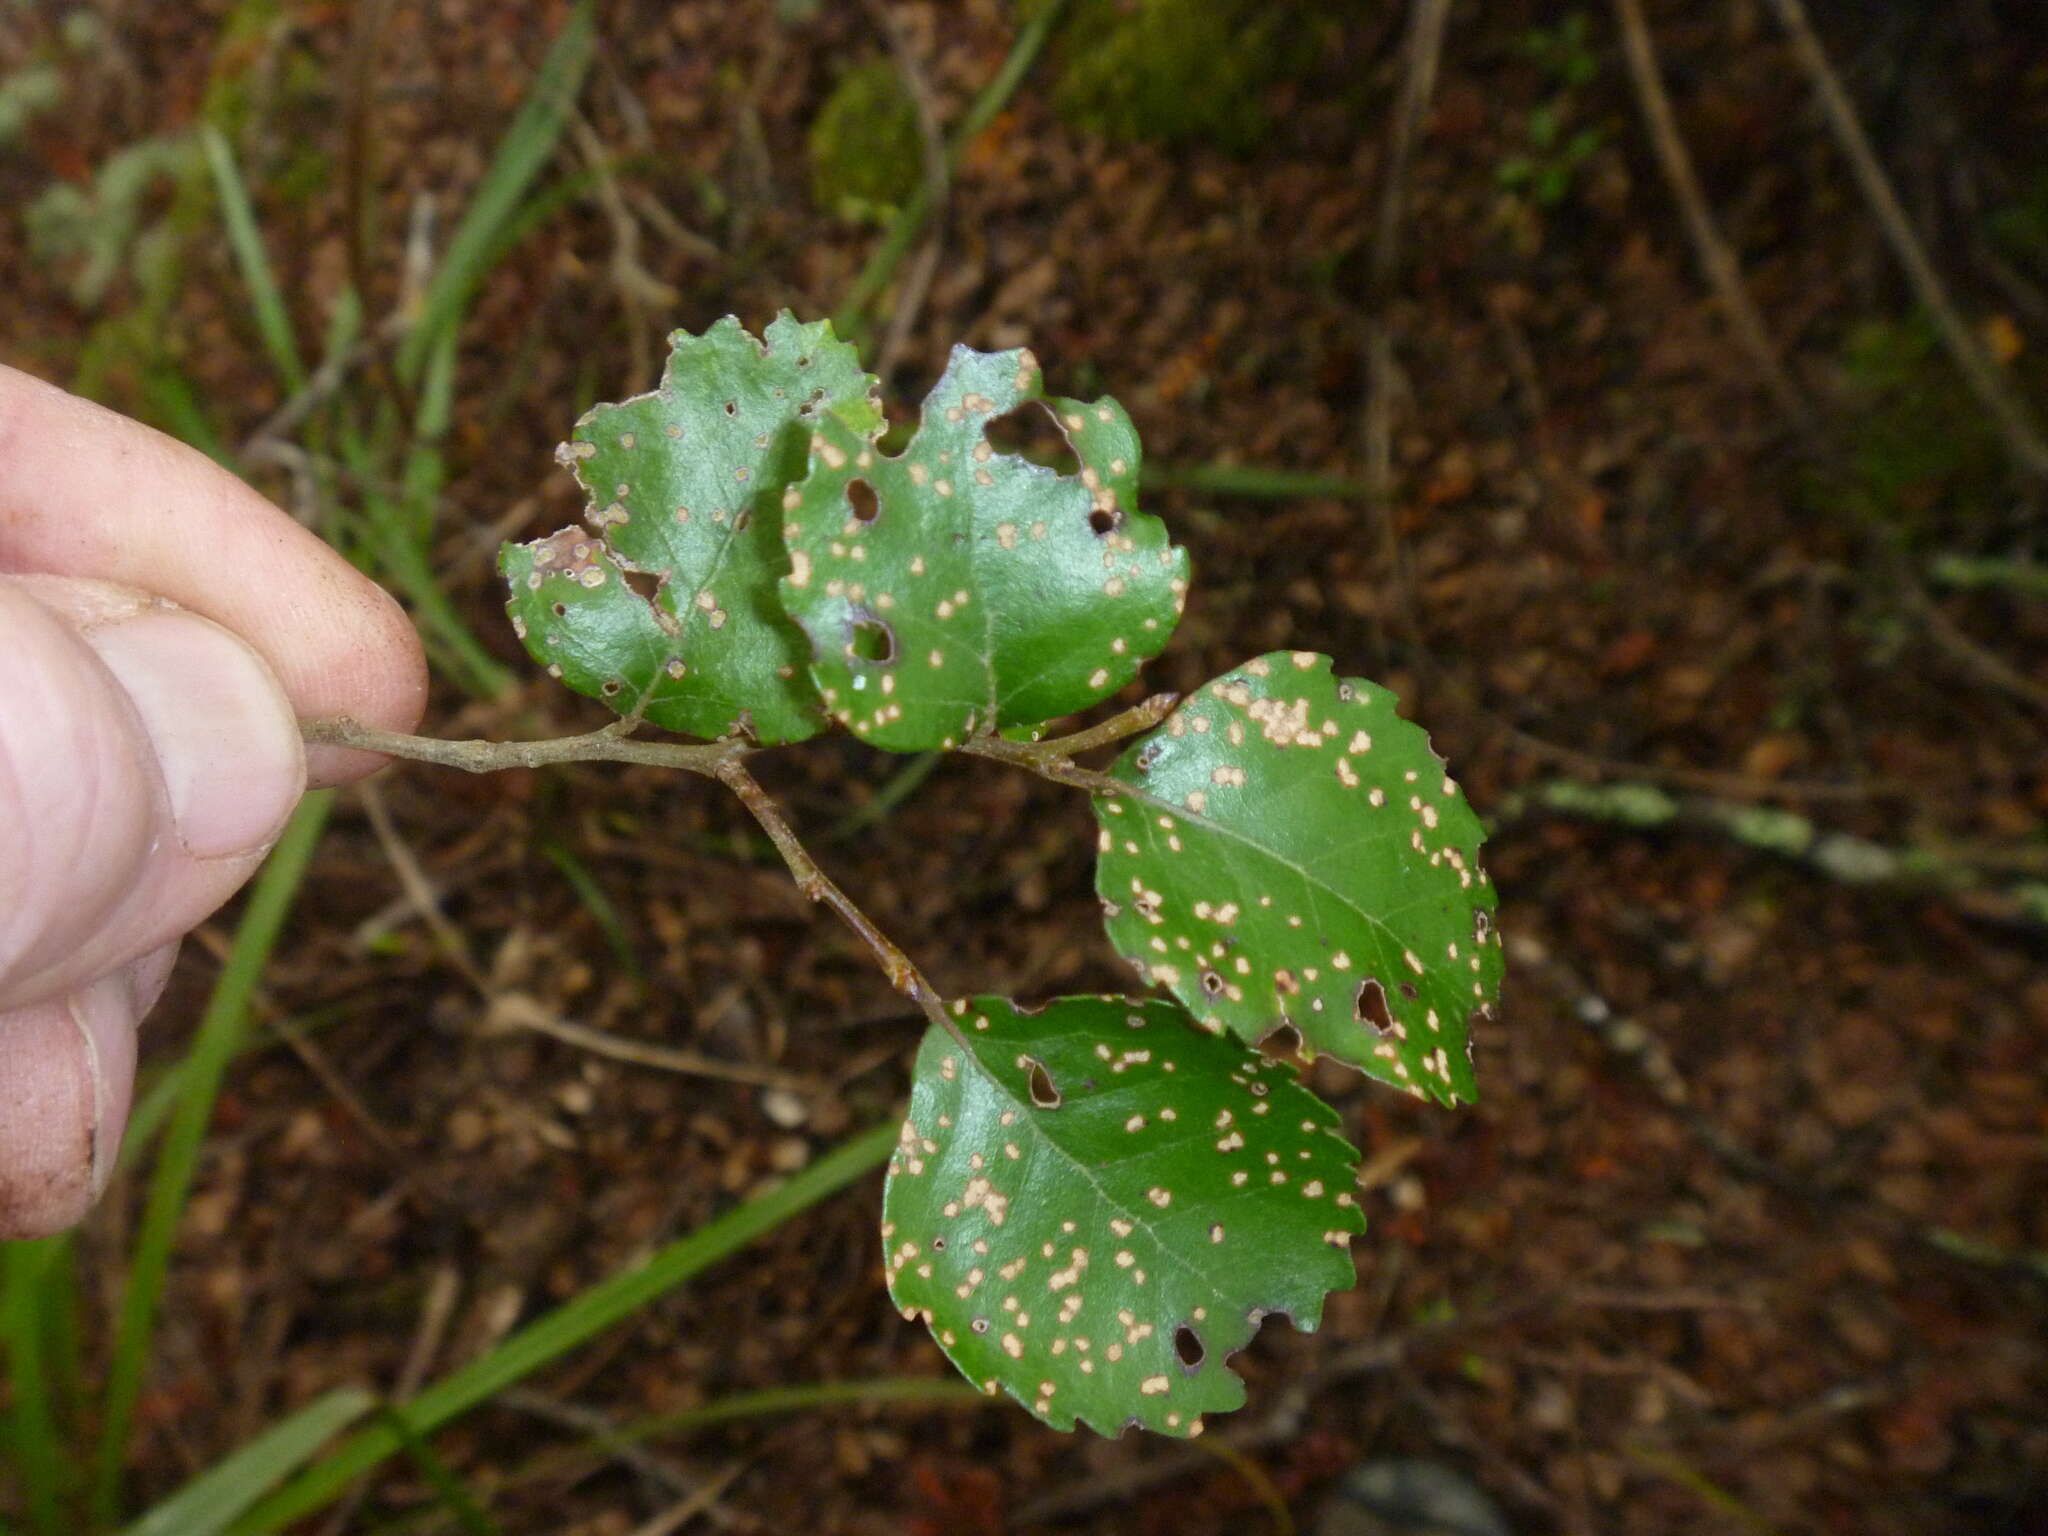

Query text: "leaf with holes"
[501, 313, 881, 742]
[883, 995, 1363, 1437]
[1092, 653, 1501, 1104]
[778, 345, 1189, 750]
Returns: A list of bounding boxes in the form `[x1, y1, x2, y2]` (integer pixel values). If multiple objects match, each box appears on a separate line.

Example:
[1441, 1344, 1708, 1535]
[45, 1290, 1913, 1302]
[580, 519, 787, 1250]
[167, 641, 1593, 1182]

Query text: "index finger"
[0, 363, 429, 784]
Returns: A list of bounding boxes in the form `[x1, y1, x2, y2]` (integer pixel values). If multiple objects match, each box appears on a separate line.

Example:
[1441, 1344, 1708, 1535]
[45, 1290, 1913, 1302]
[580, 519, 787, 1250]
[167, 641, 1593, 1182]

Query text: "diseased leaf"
[884, 995, 1363, 1437]
[502, 314, 880, 742]
[779, 345, 1188, 750]
[1092, 653, 1502, 1103]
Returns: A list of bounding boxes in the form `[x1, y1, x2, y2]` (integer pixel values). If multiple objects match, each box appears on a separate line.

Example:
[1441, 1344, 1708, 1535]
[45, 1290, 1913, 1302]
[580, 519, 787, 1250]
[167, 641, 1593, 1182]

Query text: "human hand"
[0, 364, 427, 1238]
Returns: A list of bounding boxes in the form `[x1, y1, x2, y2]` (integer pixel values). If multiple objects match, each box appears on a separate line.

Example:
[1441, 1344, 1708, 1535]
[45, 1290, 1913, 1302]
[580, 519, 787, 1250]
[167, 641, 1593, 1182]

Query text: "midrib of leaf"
[1110, 779, 1436, 966]
[673, 498, 745, 666]
[950, 1025, 1235, 1307]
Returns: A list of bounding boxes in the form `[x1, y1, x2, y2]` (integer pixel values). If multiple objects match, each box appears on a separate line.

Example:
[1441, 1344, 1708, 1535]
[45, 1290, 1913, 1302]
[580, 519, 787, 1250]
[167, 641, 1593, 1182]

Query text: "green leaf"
[1091, 653, 1501, 1104]
[883, 996, 1363, 1437]
[502, 314, 880, 743]
[779, 346, 1188, 750]
[122, 1388, 376, 1536]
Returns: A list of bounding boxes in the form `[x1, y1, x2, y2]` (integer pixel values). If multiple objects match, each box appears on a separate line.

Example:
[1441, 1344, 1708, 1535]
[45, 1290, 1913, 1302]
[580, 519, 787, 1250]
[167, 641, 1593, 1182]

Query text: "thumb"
[0, 576, 304, 1237]
[0, 946, 175, 1238]
[0, 575, 306, 1007]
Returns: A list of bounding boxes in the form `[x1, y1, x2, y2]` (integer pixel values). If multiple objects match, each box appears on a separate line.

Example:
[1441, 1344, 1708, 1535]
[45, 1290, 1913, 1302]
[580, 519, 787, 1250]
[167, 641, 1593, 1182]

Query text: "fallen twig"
[1611, 0, 1816, 435]
[1761, 0, 2048, 478]
[1360, 0, 1452, 656]
[1498, 776, 2048, 930]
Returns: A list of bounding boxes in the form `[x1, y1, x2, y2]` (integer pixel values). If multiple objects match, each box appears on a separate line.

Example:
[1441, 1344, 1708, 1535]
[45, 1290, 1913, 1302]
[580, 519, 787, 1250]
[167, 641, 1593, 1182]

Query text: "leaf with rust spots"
[501, 313, 881, 742]
[883, 995, 1363, 1438]
[1091, 653, 1502, 1104]
[779, 345, 1187, 750]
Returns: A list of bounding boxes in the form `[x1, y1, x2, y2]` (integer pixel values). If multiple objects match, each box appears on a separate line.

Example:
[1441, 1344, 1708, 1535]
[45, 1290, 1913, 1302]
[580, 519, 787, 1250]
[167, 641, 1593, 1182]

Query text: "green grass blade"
[228, 1120, 897, 1535]
[395, 2, 596, 385]
[119, 1004, 353, 1176]
[120, 1387, 376, 1536]
[201, 123, 308, 393]
[1929, 553, 2048, 598]
[139, 365, 232, 466]
[1, 1238, 71, 1535]
[834, 0, 1066, 334]
[538, 840, 642, 983]
[368, 1407, 501, 1536]
[1140, 462, 1377, 501]
[90, 794, 335, 1529]
[332, 405, 513, 699]
[358, 485, 516, 699]
[369, 1377, 989, 1533]
[41, 1235, 84, 1432]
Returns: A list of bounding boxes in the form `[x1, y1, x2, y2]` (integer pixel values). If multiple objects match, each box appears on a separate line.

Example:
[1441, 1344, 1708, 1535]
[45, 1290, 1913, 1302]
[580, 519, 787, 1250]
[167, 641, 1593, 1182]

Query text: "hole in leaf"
[1258, 1022, 1304, 1058]
[984, 403, 1080, 476]
[600, 678, 622, 696]
[846, 478, 880, 522]
[1200, 970, 1224, 996]
[971, 1316, 990, 1334]
[1088, 508, 1117, 535]
[551, 602, 568, 618]
[1023, 1056, 1062, 1108]
[931, 1236, 946, 1250]
[847, 612, 895, 664]
[723, 400, 737, 416]
[797, 355, 812, 368]
[1355, 979, 1395, 1037]
[1174, 1325, 1205, 1369]
[1474, 909, 1492, 943]
[801, 385, 826, 414]
[622, 567, 662, 605]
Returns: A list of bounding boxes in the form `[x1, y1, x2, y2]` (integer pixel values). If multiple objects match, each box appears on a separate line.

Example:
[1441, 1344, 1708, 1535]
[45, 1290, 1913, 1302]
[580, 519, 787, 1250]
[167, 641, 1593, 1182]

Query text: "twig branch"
[1498, 776, 2048, 930]
[486, 1001, 821, 1092]
[1360, 0, 1451, 654]
[301, 716, 742, 776]
[713, 758, 962, 1045]
[954, 692, 1178, 794]
[1760, 0, 2048, 478]
[833, 0, 1068, 334]
[863, 0, 949, 378]
[1610, 0, 1817, 435]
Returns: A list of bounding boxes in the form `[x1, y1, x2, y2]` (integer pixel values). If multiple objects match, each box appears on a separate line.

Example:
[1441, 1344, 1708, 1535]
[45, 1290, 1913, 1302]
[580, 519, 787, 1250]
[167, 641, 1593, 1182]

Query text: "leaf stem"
[302, 701, 1175, 1042]
[712, 759, 966, 1048]
[301, 716, 741, 776]
[955, 691, 1177, 795]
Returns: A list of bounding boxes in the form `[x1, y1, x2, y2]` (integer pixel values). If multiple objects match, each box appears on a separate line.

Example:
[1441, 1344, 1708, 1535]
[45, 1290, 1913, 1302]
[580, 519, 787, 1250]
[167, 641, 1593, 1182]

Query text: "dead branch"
[1610, 0, 1817, 436]
[1760, 0, 2048, 479]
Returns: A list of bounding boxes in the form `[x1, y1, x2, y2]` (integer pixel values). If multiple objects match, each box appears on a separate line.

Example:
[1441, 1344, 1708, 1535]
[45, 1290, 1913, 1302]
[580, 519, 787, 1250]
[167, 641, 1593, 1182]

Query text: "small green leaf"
[779, 346, 1188, 750]
[1092, 653, 1502, 1103]
[883, 995, 1363, 1437]
[502, 314, 880, 742]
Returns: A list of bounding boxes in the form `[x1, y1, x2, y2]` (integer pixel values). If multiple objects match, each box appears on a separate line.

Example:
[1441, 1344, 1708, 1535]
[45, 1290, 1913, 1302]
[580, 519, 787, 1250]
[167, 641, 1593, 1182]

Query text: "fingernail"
[82, 610, 304, 859]
[68, 973, 138, 1199]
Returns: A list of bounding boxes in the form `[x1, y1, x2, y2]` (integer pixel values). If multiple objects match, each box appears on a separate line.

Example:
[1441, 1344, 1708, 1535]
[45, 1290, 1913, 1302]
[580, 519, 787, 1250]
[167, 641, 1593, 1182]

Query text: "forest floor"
[3, 1, 2046, 1532]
